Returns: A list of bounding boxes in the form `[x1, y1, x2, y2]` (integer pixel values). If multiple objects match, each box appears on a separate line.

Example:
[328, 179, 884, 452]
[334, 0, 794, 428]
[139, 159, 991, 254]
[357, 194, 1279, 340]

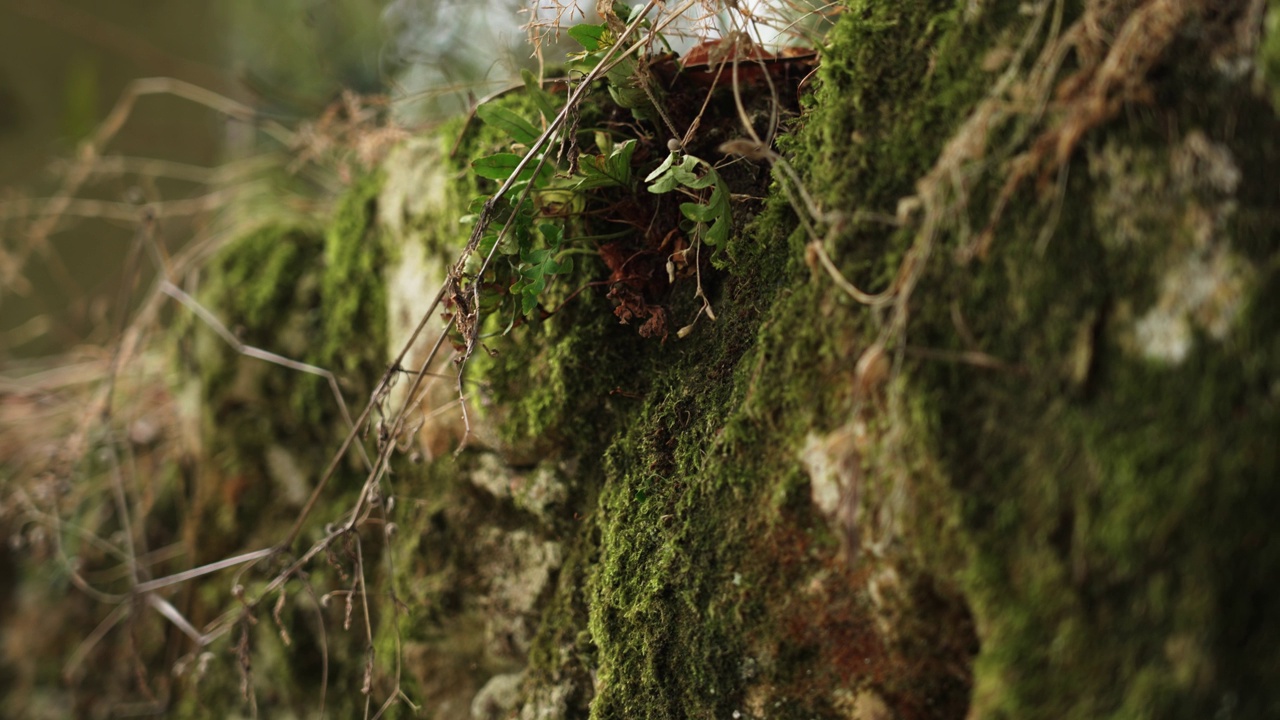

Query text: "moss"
[194, 171, 388, 465]
[319, 170, 389, 383]
[554, 0, 1280, 716]
[212, 224, 322, 331]
[479, 291, 654, 454]
[687, 3, 1280, 717]
[151, 174, 398, 716]
[868, 35, 1280, 720]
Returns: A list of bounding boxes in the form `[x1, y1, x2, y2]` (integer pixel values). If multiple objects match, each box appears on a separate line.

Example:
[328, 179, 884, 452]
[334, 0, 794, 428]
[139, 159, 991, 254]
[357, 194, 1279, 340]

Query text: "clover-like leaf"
[649, 152, 733, 250]
[680, 201, 717, 223]
[672, 156, 705, 186]
[706, 214, 731, 246]
[649, 154, 707, 192]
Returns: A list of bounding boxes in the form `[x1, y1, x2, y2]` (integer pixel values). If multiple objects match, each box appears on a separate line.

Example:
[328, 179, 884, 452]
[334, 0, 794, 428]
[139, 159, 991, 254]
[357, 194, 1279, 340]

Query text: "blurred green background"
[0, 0, 530, 362]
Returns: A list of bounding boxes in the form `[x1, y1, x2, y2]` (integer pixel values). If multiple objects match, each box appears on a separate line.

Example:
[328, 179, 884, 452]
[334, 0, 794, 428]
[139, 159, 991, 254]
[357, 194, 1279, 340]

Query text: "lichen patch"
[1133, 245, 1253, 363]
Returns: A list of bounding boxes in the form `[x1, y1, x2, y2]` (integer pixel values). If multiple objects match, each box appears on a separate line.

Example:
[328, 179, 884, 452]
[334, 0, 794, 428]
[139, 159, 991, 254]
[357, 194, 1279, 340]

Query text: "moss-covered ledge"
[7, 0, 1280, 718]
[476, 0, 1280, 717]
[174, 0, 1280, 716]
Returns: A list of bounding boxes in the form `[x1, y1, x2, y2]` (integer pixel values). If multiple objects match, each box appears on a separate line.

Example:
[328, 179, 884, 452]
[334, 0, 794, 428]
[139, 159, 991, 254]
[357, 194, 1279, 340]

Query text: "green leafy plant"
[463, 89, 642, 329]
[456, 7, 745, 342]
[645, 147, 732, 250]
[516, 223, 572, 315]
[644, 145, 732, 336]
[565, 7, 670, 121]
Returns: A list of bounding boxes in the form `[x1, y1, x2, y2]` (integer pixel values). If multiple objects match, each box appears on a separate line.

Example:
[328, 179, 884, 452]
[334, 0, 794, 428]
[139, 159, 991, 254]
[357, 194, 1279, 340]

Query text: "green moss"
[196, 170, 388, 447]
[319, 170, 389, 379]
[479, 292, 653, 453]
[197, 224, 317, 348]
[869, 46, 1280, 720]
[709, 3, 1280, 716]
[212, 225, 321, 331]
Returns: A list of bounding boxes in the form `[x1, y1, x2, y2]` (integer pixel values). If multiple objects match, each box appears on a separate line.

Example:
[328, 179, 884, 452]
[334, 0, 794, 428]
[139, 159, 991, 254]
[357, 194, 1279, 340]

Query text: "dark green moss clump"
[319, 171, 390, 400]
[194, 172, 387, 460]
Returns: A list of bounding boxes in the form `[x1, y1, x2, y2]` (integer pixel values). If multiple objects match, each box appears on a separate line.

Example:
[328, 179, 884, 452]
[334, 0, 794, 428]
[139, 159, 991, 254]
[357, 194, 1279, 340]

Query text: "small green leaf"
[644, 151, 677, 184]
[460, 195, 489, 223]
[647, 151, 733, 247]
[680, 201, 717, 223]
[476, 103, 540, 145]
[511, 222, 573, 316]
[568, 23, 605, 51]
[647, 154, 703, 192]
[472, 153, 553, 184]
[472, 153, 523, 181]
[537, 222, 564, 250]
[707, 215, 730, 246]
[606, 82, 652, 115]
[706, 179, 732, 246]
[687, 177, 718, 190]
[606, 139, 637, 182]
[671, 160, 703, 187]
[522, 281, 544, 314]
[648, 173, 679, 194]
[511, 200, 536, 244]
[478, 229, 501, 257]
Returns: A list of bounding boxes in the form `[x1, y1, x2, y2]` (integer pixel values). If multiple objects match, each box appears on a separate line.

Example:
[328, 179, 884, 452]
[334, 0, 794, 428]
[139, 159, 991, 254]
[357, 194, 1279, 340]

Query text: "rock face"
[5, 1, 1280, 718]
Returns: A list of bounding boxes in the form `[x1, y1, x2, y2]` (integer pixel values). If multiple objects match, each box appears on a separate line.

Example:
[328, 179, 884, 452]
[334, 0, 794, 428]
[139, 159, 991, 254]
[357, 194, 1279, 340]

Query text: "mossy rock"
[10, 1, 1280, 718]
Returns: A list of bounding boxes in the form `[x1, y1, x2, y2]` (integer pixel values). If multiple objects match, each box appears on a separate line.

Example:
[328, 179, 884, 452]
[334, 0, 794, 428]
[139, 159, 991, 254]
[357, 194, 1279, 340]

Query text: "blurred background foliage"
[0, 0, 530, 361]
